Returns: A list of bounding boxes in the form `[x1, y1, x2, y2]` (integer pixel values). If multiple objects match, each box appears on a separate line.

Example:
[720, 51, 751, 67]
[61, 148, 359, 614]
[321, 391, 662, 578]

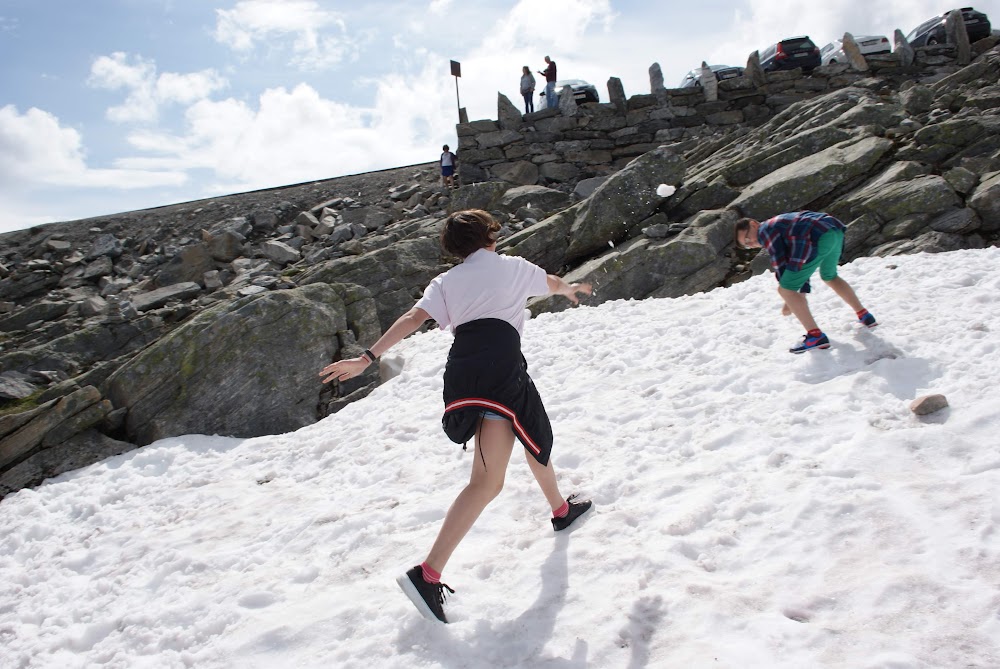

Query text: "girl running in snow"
[319, 209, 593, 623]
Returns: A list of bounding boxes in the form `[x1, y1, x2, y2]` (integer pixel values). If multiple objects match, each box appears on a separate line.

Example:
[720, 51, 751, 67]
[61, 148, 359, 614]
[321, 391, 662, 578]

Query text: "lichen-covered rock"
[105, 284, 347, 446]
[831, 175, 961, 223]
[730, 136, 893, 219]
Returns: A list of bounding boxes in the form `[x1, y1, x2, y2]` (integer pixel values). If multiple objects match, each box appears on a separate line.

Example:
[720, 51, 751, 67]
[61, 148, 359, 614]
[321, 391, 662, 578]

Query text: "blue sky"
[0, 0, 954, 232]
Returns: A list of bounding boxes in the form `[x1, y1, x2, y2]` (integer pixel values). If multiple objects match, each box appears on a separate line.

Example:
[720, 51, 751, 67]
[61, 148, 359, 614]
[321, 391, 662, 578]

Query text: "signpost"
[450, 60, 463, 122]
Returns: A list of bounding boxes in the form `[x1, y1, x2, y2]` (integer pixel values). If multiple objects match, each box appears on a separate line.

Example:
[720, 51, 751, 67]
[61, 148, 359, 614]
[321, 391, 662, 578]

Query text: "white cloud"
[88, 52, 227, 123]
[113, 71, 455, 190]
[213, 0, 363, 71]
[0, 104, 186, 190]
[428, 0, 453, 15]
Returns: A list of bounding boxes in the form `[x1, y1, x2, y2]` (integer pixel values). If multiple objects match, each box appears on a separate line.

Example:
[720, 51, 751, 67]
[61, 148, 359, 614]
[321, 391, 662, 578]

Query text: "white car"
[819, 35, 891, 65]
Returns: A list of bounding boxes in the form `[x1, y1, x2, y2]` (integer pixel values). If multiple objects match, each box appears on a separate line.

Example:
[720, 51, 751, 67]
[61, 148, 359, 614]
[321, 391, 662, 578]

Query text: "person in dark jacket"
[319, 209, 593, 624]
[735, 210, 878, 353]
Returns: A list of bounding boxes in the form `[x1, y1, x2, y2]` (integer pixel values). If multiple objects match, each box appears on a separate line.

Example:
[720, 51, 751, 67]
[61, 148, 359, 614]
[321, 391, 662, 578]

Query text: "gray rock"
[205, 229, 245, 262]
[132, 282, 202, 312]
[0, 385, 102, 470]
[929, 208, 980, 234]
[86, 234, 123, 260]
[105, 284, 348, 446]
[558, 86, 578, 117]
[894, 29, 915, 67]
[608, 77, 626, 112]
[700, 62, 719, 102]
[260, 240, 301, 266]
[79, 296, 109, 318]
[0, 429, 134, 499]
[564, 146, 686, 263]
[492, 161, 539, 186]
[0, 372, 37, 400]
[295, 210, 320, 228]
[574, 176, 609, 199]
[155, 243, 215, 287]
[832, 175, 962, 223]
[296, 236, 450, 332]
[649, 62, 666, 95]
[968, 172, 1000, 232]
[0, 301, 70, 332]
[81, 256, 113, 280]
[732, 136, 893, 219]
[498, 93, 524, 130]
[910, 394, 948, 415]
[944, 9, 971, 65]
[900, 85, 934, 114]
[841, 33, 869, 71]
[448, 181, 511, 213]
[497, 185, 571, 215]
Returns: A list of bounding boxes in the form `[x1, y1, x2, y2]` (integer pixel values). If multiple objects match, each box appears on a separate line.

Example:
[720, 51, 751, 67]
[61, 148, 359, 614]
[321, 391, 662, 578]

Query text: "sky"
[1, 246, 999, 668]
[0, 0, 968, 232]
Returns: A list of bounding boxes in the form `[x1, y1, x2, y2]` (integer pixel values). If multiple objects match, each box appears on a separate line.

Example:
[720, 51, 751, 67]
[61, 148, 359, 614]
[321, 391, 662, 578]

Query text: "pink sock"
[553, 501, 569, 518]
[857, 309, 869, 318]
[420, 562, 441, 584]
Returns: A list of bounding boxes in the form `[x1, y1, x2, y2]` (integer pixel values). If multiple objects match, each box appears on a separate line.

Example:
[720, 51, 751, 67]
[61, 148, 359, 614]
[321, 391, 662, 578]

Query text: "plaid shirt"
[757, 212, 846, 289]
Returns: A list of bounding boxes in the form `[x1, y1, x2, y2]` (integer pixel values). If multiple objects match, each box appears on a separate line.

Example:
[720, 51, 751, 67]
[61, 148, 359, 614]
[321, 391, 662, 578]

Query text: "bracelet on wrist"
[362, 349, 377, 364]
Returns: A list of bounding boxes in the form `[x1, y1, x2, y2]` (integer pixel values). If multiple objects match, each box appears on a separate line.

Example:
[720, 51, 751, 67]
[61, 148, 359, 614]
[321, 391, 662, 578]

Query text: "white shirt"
[415, 248, 549, 336]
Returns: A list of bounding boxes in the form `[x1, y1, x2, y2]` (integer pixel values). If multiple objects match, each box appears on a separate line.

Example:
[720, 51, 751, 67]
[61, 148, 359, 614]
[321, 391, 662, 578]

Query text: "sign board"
[450, 60, 461, 78]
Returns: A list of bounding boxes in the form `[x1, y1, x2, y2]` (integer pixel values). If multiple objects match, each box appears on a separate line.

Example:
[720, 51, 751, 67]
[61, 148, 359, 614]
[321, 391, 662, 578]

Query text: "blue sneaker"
[858, 312, 877, 328]
[790, 333, 830, 354]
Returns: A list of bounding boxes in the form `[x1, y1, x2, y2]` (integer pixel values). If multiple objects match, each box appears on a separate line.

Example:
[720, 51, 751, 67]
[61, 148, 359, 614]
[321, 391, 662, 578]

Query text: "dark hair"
[442, 144, 449, 151]
[734, 218, 754, 248]
[441, 209, 502, 258]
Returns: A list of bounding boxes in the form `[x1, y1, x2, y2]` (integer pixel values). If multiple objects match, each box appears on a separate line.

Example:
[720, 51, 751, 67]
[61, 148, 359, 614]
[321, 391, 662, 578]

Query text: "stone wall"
[457, 44, 974, 189]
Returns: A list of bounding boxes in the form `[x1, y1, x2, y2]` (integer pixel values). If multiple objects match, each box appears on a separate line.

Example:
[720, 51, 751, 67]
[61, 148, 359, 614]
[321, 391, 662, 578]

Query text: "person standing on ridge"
[734, 210, 878, 353]
[440, 144, 457, 189]
[319, 209, 594, 624]
[520, 65, 536, 114]
[539, 55, 557, 109]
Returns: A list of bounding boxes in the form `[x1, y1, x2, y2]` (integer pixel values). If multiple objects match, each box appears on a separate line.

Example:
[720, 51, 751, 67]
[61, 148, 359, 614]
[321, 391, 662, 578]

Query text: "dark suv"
[906, 7, 991, 46]
[759, 36, 822, 72]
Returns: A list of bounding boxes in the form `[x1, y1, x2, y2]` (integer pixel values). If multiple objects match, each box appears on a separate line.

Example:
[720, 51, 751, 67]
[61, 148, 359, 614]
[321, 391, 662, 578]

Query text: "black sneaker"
[396, 565, 454, 623]
[551, 494, 593, 531]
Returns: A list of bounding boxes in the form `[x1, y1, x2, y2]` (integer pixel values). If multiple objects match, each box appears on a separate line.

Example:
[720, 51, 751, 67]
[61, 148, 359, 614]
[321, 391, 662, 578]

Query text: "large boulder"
[830, 175, 962, 223]
[104, 284, 348, 446]
[564, 146, 686, 263]
[730, 136, 893, 219]
[530, 211, 735, 314]
[296, 236, 451, 331]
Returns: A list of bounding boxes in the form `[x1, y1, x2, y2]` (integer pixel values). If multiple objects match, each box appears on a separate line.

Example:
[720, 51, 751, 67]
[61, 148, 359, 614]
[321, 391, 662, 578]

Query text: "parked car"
[906, 7, 991, 46]
[759, 36, 822, 72]
[678, 64, 745, 88]
[819, 35, 891, 65]
[540, 79, 600, 104]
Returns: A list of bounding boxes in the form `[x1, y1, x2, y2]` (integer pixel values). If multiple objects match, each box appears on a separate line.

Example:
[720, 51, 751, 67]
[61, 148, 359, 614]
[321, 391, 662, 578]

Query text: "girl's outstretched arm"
[319, 307, 431, 383]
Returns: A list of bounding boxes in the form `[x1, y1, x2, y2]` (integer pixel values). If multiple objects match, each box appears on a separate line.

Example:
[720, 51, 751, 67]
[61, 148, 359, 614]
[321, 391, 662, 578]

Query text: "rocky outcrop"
[104, 284, 350, 445]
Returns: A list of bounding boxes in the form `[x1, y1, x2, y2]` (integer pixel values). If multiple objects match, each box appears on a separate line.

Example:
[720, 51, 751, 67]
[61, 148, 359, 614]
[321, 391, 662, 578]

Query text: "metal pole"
[455, 76, 461, 122]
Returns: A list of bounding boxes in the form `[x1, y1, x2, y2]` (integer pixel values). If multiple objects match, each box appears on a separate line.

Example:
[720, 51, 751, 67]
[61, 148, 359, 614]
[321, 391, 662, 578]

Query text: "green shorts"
[778, 229, 844, 292]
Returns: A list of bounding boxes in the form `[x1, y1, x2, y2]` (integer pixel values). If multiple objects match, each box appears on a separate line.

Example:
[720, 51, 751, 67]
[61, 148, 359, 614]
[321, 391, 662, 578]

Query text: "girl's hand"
[563, 282, 593, 305]
[319, 357, 370, 384]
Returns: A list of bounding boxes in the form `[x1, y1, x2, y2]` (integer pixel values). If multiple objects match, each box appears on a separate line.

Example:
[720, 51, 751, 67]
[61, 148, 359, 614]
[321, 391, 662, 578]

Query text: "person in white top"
[320, 209, 593, 623]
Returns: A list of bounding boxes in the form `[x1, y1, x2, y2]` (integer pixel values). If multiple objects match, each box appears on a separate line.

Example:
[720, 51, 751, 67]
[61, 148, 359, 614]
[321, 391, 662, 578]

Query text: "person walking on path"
[440, 145, 457, 189]
[539, 55, 557, 109]
[520, 65, 536, 114]
[734, 210, 878, 353]
[319, 209, 594, 624]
